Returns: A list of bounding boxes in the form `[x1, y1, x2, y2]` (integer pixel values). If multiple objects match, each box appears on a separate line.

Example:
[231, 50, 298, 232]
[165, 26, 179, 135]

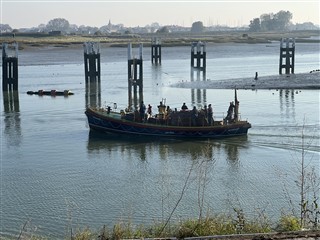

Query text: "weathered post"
[84, 42, 101, 85]
[234, 88, 239, 122]
[84, 42, 101, 108]
[128, 43, 143, 111]
[191, 41, 206, 71]
[279, 38, 295, 74]
[2, 43, 18, 91]
[151, 37, 161, 65]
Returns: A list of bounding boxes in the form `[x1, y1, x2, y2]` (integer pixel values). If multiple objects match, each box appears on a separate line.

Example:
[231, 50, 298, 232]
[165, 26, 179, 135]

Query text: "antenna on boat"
[234, 88, 239, 122]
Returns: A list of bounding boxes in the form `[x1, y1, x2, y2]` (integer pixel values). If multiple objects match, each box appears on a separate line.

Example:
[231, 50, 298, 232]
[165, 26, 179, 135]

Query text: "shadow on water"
[86, 130, 249, 162]
[3, 90, 22, 147]
[150, 64, 163, 96]
[279, 89, 296, 120]
[190, 68, 207, 108]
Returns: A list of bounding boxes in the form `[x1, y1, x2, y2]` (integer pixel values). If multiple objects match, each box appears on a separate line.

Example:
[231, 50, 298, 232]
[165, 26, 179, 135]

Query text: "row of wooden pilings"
[83, 37, 295, 109]
[151, 37, 206, 70]
[83, 40, 207, 109]
[2, 38, 296, 109]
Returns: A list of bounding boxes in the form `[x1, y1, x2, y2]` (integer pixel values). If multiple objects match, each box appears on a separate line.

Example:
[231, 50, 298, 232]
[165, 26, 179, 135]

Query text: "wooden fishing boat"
[85, 90, 251, 139]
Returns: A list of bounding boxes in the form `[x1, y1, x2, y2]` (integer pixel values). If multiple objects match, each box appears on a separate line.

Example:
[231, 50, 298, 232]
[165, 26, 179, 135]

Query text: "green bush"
[277, 215, 301, 232]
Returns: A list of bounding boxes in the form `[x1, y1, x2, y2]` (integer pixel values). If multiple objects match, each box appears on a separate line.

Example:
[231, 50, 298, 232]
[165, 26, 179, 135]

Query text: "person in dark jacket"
[181, 102, 188, 110]
[207, 104, 213, 125]
[139, 101, 146, 122]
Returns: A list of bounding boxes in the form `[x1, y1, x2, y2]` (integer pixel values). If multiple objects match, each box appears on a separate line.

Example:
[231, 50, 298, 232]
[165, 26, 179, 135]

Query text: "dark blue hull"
[85, 108, 251, 139]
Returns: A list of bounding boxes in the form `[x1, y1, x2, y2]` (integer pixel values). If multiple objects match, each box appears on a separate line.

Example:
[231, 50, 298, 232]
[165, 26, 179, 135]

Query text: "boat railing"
[214, 112, 242, 121]
[93, 105, 244, 124]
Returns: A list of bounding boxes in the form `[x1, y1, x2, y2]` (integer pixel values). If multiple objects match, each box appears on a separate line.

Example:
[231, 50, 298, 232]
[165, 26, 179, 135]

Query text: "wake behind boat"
[85, 90, 251, 139]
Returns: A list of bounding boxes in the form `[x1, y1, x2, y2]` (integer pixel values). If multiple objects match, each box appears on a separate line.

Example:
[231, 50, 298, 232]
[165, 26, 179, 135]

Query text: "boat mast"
[234, 88, 239, 122]
[128, 43, 133, 110]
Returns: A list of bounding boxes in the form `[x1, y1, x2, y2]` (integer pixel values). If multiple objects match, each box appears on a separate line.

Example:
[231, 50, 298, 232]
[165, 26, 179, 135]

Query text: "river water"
[1, 42, 319, 238]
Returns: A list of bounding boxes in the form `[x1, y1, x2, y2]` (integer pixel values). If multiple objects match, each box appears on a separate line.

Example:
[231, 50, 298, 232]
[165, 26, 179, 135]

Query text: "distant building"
[49, 30, 62, 36]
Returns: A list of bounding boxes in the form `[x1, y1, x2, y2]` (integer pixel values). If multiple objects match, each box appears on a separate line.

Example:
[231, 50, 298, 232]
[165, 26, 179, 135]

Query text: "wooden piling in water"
[151, 37, 161, 65]
[84, 42, 101, 108]
[279, 38, 295, 74]
[2, 43, 18, 92]
[191, 41, 206, 71]
[128, 43, 143, 111]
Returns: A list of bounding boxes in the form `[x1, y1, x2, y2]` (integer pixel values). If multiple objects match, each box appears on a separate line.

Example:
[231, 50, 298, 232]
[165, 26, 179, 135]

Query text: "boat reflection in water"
[86, 130, 248, 163]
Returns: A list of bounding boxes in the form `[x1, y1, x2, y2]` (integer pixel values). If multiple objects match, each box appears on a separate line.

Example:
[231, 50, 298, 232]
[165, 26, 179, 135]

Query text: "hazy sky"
[1, 0, 319, 29]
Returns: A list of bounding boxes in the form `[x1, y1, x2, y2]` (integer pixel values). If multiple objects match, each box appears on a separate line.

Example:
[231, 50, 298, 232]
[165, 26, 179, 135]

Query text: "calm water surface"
[1, 43, 319, 238]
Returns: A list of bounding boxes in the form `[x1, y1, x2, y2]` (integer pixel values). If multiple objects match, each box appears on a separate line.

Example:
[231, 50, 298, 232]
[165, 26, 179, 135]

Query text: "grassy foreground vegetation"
[10, 212, 319, 240]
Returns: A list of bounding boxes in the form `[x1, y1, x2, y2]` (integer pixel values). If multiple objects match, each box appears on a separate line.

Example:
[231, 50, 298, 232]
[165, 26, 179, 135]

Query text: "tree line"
[1, 10, 318, 34]
[249, 10, 293, 32]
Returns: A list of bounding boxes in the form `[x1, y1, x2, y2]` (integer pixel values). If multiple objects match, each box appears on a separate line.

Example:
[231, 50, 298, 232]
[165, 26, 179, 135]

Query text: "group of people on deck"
[138, 100, 237, 125]
[181, 103, 214, 126]
[138, 100, 216, 126]
[138, 101, 169, 122]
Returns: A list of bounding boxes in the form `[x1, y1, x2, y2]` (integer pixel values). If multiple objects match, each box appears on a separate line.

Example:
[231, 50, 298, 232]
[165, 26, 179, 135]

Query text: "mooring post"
[279, 38, 295, 74]
[84, 42, 101, 84]
[151, 37, 161, 65]
[191, 41, 206, 71]
[84, 42, 101, 108]
[128, 43, 143, 111]
[2, 43, 19, 92]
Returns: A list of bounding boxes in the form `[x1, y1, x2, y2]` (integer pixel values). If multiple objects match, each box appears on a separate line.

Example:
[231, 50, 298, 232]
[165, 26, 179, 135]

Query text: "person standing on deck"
[207, 104, 213, 126]
[139, 101, 146, 122]
[181, 102, 188, 110]
[191, 106, 198, 126]
[158, 101, 166, 114]
[226, 101, 235, 123]
[147, 104, 152, 118]
[203, 105, 208, 116]
[165, 106, 172, 118]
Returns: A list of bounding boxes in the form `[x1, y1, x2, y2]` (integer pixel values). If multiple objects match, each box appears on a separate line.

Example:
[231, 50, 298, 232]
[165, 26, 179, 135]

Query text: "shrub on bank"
[276, 215, 301, 232]
[6, 212, 319, 240]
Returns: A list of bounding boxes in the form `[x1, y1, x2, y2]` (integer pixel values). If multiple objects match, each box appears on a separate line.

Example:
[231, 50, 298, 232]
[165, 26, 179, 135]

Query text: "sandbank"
[172, 71, 320, 90]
